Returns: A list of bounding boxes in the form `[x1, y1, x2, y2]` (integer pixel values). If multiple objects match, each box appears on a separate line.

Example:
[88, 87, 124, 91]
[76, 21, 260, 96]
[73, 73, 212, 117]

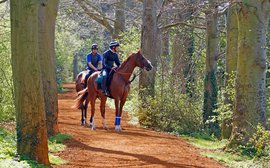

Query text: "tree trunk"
[171, 0, 195, 96]
[221, 3, 238, 139]
[10, 0, 49, 165]
[38, 0, 60, 137]
[73, 52, 78, 80]
[160, 30, 169, 98]
[229, 1, 270, 146]
[203, 0, 219, 136]
[139, 0, 158, 101]
[113, 0, 126, 39]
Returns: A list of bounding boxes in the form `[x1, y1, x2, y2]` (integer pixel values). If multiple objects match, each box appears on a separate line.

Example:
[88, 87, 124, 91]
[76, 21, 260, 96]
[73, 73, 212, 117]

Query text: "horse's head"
[134, 50, 153, 71]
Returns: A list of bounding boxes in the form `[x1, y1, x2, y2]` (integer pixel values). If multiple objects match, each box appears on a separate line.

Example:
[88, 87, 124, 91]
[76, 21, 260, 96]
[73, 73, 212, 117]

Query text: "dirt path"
[54, 83, 225, 168]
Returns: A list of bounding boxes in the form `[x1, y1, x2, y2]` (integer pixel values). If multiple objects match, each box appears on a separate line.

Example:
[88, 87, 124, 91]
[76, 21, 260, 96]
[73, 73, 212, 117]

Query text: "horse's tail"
[73, 88, 88, 109]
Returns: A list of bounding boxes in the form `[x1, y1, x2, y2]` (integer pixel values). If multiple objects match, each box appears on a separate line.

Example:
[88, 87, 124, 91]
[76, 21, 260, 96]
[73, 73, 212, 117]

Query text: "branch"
[216, 51, 226, 60]
[75, 0, 114, 34]
[0, 0, 7, 4]
[157, 0, 167, 21]
[160, 21, 206, 31]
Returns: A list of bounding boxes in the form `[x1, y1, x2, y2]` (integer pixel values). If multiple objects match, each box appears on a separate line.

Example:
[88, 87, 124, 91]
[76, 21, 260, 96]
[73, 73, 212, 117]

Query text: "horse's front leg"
[114, 98, 121, 132]
[100, 96, 108, 130]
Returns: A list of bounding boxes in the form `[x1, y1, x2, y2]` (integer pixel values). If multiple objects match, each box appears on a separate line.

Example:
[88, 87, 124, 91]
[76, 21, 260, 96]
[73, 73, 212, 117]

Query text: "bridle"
[113, 53, 147, 84]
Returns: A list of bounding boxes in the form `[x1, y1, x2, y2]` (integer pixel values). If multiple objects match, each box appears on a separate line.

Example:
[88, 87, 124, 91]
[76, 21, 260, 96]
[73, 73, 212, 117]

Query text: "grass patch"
[202, 152, 270, 168]
[181, 132, 270, 168]
[0, 128, 71, 167]
[49, 133, 71, 143]
[49, 154, 67, 165]
[181, 135, 227, 150]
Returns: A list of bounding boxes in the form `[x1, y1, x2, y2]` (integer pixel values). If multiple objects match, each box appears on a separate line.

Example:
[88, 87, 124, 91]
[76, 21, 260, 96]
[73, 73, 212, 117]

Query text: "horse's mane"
[117, 52, 136, 71]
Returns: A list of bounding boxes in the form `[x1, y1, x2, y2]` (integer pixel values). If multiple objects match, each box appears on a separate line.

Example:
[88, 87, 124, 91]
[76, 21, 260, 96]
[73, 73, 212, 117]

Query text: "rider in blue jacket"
[101, 41, 121, 95]
[84, 44, 102, 88]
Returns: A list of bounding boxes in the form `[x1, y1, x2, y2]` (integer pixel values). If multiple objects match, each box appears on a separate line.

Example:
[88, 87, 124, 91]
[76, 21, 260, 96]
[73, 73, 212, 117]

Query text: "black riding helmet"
[109, 41, 120, 49]
[91, 43, 98, 50]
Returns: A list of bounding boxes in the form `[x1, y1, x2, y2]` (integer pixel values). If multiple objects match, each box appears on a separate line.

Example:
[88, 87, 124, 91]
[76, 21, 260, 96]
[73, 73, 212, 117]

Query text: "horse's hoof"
[103, 126, 109, 130]
[115, 126, 122, 132]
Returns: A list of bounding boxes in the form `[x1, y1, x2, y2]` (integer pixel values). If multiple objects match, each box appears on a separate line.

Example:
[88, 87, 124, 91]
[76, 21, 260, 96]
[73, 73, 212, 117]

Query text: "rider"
[84, 43, 102, 88]
[101, 41, 121, 95]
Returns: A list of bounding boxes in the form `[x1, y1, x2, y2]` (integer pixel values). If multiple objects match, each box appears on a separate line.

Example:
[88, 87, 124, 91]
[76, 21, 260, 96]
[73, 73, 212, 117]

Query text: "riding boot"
[101, 76, 107, 95]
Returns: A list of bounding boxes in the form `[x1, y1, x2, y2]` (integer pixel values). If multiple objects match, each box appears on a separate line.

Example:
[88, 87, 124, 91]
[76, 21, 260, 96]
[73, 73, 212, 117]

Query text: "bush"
[250, 124, 270, 160]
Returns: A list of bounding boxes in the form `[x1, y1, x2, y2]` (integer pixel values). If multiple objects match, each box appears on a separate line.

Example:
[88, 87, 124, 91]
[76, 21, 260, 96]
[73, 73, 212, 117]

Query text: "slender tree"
[229, 0, 270, 146]
[10, 0, 49, 165]
[38, 0, 60, 137]
[139, 0, 158, 101]
[203, 0, 220, 136]
[222, 3, 238, 139]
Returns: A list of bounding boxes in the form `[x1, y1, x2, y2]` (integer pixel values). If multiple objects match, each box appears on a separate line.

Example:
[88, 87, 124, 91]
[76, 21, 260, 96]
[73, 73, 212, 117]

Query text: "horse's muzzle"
[145, 60, 153, 71]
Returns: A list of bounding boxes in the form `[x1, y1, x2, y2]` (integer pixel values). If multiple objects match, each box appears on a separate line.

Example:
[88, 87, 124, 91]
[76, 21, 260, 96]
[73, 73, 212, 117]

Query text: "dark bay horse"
[75, 70, 90, 125]
[74, 50, 152, 131]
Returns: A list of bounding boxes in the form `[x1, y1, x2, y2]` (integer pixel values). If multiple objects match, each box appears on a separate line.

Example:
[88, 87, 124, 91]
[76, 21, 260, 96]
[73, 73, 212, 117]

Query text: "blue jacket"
[102, 50, 120, 70]
[86, 53, 102, 71]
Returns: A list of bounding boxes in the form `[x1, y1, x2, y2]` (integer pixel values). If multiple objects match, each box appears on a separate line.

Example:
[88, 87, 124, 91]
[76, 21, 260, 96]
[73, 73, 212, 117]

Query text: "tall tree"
[10, 0, 49, 165]
[203, 0, 219, 136]
[139, 0, 158, 101]
[222, 3, 238, 139]
[229, 0, 270, 146]
[38, 0, 60, 137]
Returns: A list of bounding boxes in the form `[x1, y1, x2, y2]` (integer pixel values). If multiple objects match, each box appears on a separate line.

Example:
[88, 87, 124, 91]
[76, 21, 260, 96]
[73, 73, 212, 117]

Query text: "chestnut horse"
[75, 70, 90, 125]
[74, 50, 152, 132]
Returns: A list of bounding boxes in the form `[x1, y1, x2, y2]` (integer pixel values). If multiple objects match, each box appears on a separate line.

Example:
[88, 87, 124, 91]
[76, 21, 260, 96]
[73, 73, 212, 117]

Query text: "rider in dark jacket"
[101, 41, 121, 95]
[84, 44, 102, 88]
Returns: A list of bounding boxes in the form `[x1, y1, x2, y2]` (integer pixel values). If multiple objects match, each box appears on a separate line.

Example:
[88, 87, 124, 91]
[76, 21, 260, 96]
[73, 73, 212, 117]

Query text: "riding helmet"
[109, 41, 120, 49]
[91, 43, 98, 50]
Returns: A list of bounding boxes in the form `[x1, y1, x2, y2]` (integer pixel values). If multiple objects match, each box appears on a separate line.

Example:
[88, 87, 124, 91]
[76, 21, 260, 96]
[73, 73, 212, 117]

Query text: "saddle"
[80, 70, 90, 84]
[95, 68, 116, 98]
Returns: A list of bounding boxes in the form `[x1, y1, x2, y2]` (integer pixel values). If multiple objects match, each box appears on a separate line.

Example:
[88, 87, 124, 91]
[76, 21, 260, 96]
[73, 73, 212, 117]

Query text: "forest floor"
[54, 83, 226, 168]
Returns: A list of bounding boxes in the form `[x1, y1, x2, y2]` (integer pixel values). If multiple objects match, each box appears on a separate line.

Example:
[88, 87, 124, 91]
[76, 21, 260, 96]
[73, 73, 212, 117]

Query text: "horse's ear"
[137, 49, 141, 54]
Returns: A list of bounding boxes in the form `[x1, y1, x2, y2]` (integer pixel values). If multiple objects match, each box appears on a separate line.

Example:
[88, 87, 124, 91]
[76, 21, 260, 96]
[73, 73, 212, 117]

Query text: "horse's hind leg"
[84, 98, 89, 124]
[100, 96, 108, 130]
[89, 97, 96, 130]
[80, 104, 85, 125]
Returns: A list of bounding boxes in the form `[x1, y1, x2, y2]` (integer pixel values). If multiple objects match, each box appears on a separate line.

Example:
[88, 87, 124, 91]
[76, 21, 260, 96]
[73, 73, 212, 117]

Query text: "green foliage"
[55, 28, 82, 89]
[138, 72, 204, 133]
[119, 27, 141, 60]
[0, 129, 70, 167]
[249, 124, 270, 160]
[214, 72, 236, 125]
[181, 133, 227, 149]
[48, 133, 71, 144]
[0, 128, 16, 159]
[0, 12, 15, 123]
[182, 131, 269, 168]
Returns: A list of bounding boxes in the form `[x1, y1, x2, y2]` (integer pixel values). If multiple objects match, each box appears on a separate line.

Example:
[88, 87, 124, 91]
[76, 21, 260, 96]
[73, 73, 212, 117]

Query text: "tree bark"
[113, 0, 126, 39]
[221, 3, 239, 139]
[38, 0, 60, 137]
[10, 0, 49, 165]
[229, 1, 270, 146]
[139, 0, 158, 101]
[203, 0, 220, 136]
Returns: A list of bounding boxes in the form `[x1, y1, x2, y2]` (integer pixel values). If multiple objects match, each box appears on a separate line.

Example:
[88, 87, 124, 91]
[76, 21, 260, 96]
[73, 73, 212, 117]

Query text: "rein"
[128, 69, 143, 84]
[113, 68, 143, 84]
